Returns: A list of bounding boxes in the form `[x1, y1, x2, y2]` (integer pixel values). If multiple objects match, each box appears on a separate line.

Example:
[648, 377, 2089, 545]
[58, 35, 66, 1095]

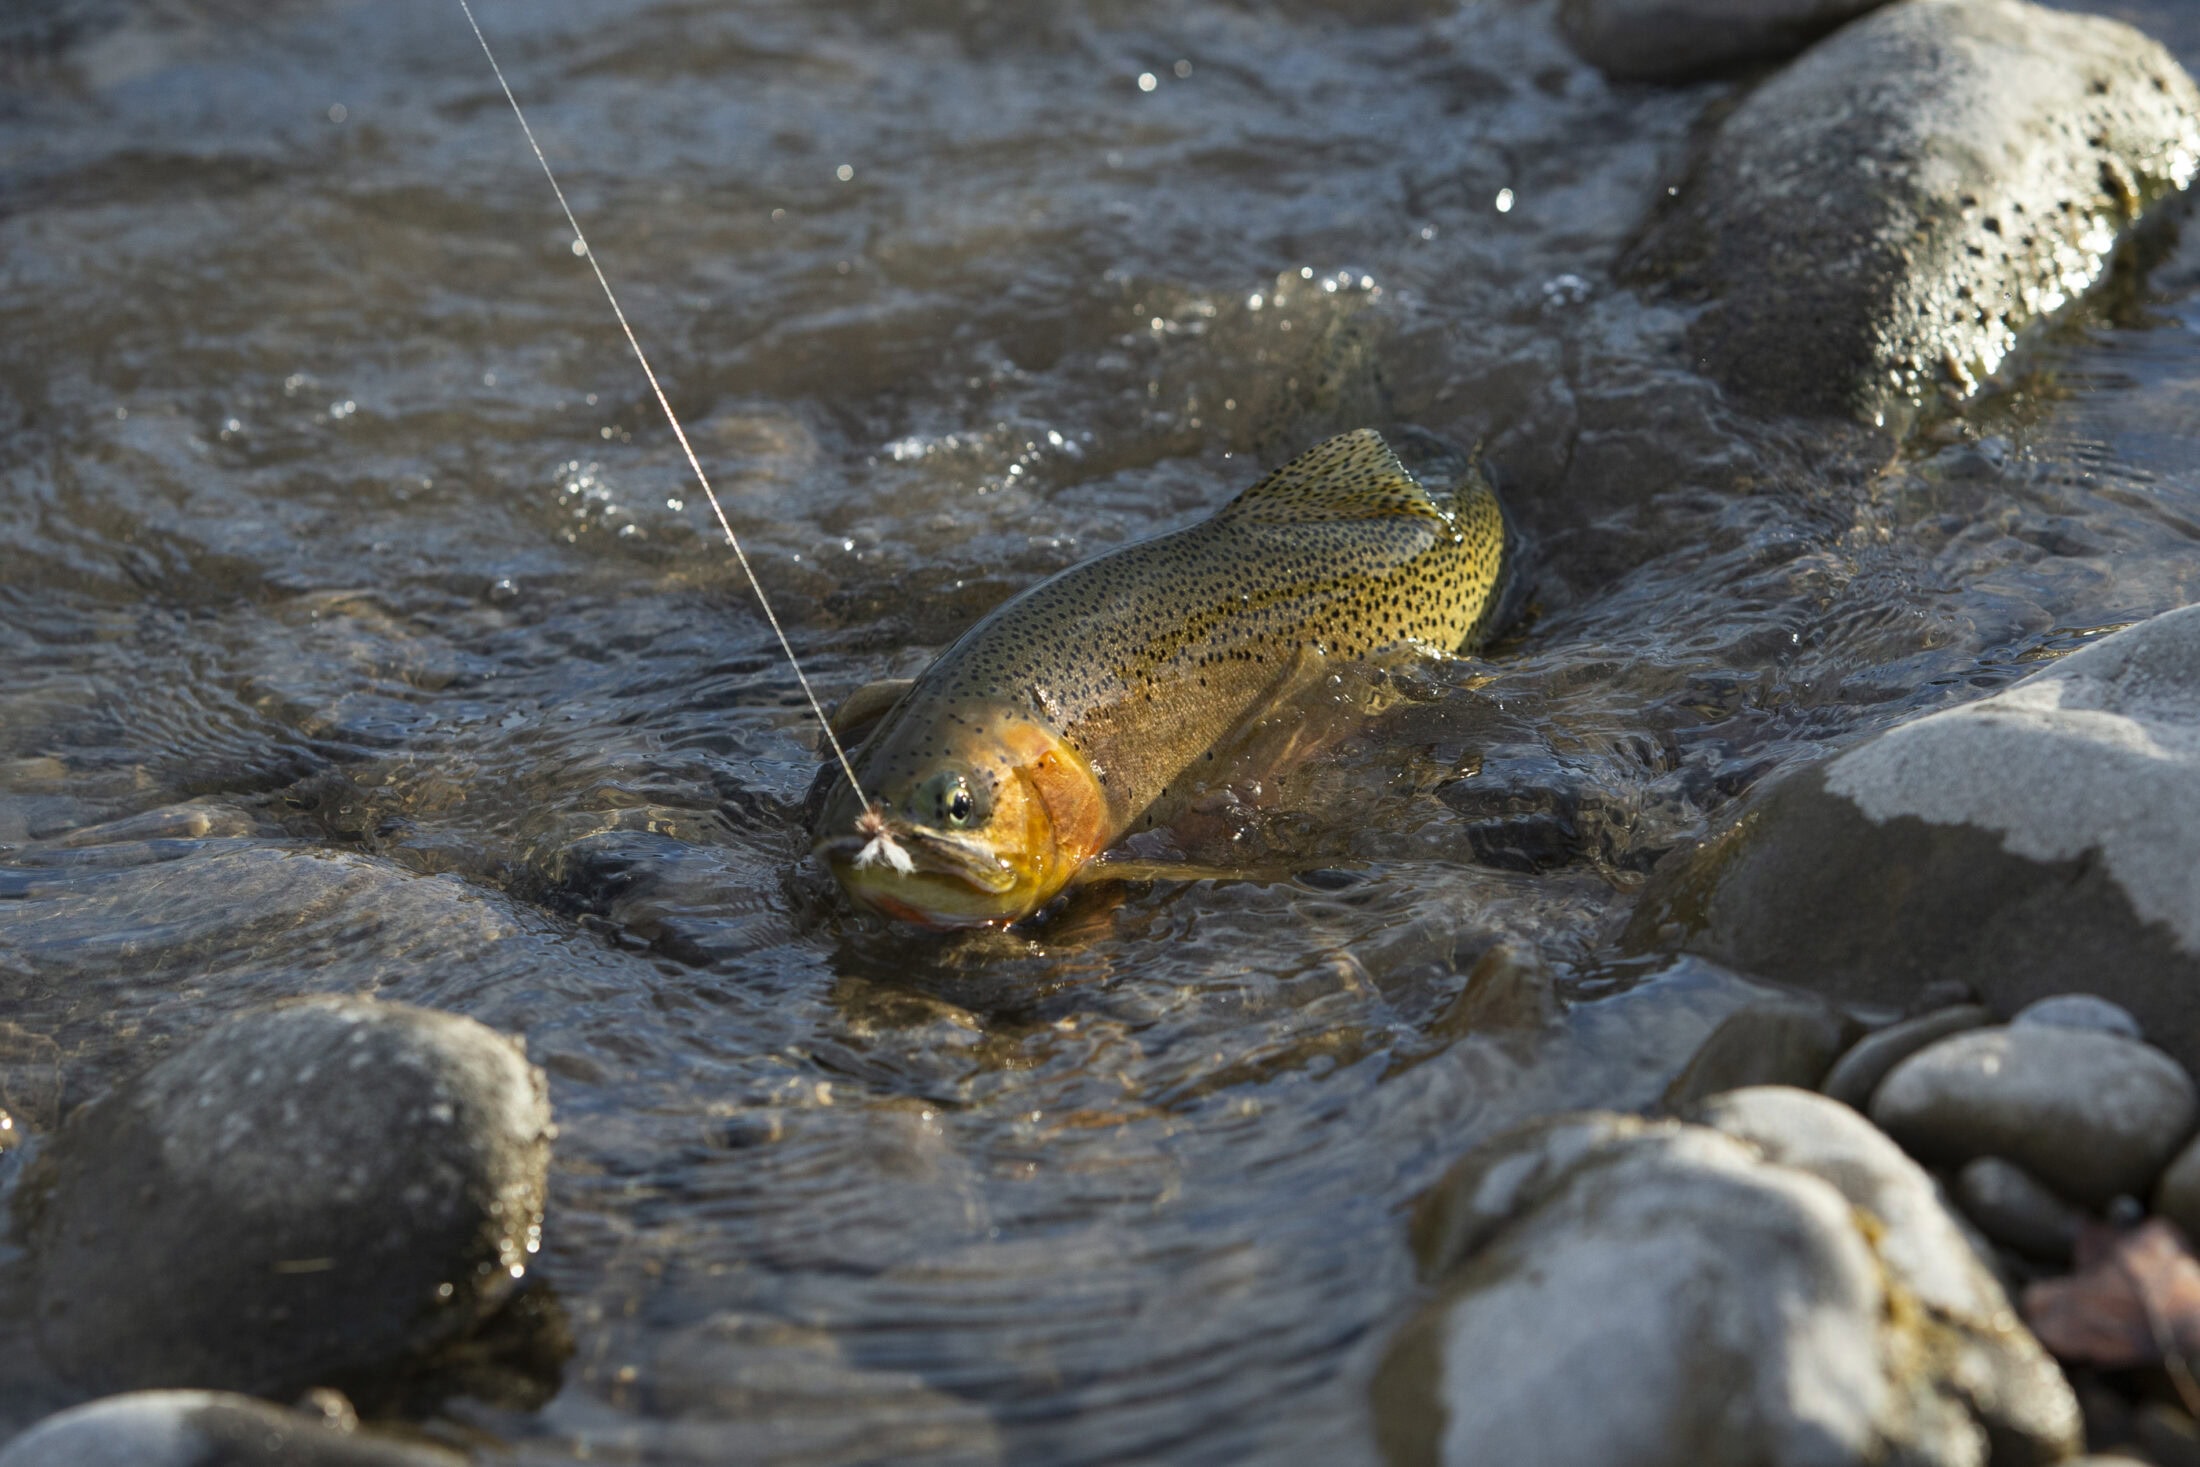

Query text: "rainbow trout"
[811, 429, 1510, 926]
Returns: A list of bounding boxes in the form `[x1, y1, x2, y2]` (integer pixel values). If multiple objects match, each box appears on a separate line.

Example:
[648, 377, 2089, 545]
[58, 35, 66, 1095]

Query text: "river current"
[3, 0, 2198, 1460]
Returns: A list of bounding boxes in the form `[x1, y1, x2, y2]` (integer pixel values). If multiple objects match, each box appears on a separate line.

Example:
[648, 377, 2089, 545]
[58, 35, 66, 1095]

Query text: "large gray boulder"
[1626, 0, 2200, 424]
[1372, 1091, 2078, 1467]
[1558, 0, 1891, 82]
[0, 1392, 462, 1467]
[1626, 606, 2200, 1073]
[21, 997, 551, 1396]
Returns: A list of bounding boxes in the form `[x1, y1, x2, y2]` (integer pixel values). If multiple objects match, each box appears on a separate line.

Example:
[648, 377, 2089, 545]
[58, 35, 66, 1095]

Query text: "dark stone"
[1558, 0, 1891, 82]
[1659, 991, 1856, 1110]
[1438, 744, 1589, 872]
[1819, 1005, 1991, 1111]
[1625, 607, 2200, 1076]
[1870, 1027, 2195, 1207]
[1625, 0, 2200, 425]
[21, 997, 551, 1397]
[0, 1390, 463, 1467]
[1955, 1157, 2084, 1264]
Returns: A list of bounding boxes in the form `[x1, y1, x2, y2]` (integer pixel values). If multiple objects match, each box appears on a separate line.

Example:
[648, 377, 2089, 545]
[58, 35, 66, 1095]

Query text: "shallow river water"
[5, 0, 2200, 1461]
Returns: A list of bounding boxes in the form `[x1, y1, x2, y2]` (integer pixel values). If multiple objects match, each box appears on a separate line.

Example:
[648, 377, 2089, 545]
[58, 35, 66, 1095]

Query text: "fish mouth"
[813, 821, 1021, 896]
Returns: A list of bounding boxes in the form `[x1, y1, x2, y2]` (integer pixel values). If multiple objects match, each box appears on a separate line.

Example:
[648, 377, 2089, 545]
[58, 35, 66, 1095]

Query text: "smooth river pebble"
[1871, 1026, 2198, 1206]
[2010, 993, 2143, 1040]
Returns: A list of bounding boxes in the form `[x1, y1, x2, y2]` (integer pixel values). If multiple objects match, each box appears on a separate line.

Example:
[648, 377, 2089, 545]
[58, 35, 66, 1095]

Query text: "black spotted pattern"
[820, 429, 1509, 838]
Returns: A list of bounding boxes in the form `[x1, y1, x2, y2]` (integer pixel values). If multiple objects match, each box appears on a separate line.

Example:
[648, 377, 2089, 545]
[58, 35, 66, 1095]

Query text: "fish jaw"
[813, 714, 1112, 927]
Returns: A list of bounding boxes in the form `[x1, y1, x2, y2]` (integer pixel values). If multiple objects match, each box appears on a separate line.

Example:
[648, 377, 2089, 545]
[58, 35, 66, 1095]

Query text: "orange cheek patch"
[1000, 724, 1110, 868]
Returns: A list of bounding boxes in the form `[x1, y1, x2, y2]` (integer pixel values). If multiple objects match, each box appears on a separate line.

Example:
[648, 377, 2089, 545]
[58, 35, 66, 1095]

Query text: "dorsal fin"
[1216, 429, 1446, 526]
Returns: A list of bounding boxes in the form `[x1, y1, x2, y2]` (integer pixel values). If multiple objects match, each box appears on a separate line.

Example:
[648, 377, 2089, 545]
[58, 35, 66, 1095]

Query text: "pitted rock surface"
[1625, 605, 2200, 1073]
[1626, 0, 2200, 424]
[21, 997, 551, 1396]
[1374, 1098, 2078, 1467]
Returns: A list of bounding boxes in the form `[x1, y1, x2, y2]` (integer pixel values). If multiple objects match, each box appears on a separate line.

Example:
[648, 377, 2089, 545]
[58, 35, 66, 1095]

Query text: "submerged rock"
[1625, 606, 2200, 1074]
[1626, 0, 2200, 425]
[1373, 1090, 2077, 1466]
[1557, 0, 1889, 82]
[0, 1391, 463, 1467]
[22, 997, 551, 1396]
[1870, 1027, 2196, 1207]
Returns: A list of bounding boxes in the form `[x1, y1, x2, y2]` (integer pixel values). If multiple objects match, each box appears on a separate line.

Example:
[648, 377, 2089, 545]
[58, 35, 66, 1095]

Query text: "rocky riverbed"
[8, 0, 2200, 1461]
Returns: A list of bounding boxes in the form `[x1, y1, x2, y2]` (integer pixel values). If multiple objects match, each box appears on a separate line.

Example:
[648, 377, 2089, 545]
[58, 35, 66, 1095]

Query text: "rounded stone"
[1953, 1156, 2085, 1264]
[1557, 0, 1890, 82]
[24, 996, 552, 1396]
[1819, 1004, 1991, 1112]
[1871, 1027, 2197, 1206]
[0, 1391, 464, 1467]
[2011, 994, 2143, 1040]
[1625, 0, 2200, 424]
[1687, 1086, 2006, 1319]
[2151, 1131, 2200, 1245]
[1374, 1106, 2079, 1466]
[1659, 993, 1854, 1110]
[1625, 607, 2200, 1077]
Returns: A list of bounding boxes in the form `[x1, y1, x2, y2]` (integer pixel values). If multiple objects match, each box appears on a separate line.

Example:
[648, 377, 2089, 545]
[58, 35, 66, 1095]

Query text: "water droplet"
[1494, 188, 1514, 213]
[1137, 72, 1158, 92]
[570, 237, 587, 257]
[835, 163, 855, 181]
[1174, 59, 1193, 78]
[327, 103, 347, 124]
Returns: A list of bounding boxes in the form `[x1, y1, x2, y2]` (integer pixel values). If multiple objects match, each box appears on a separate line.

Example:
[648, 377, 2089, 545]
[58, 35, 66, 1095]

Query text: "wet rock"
[639, 1311, 1003, 1466]
[2152, 1130, 2200, 1243]
[0, 1390, 463, 1467]
[1437, 744, 1591, 873]
[1625, 607, 2200, 1075]
[1658, 992, 1853, 1109]
[1626, 0, 2200, 424]
[2011, 994, 2142, 1040]
[1820, 1004, 1991, 1111]
[1557, 0, 1890, 82]
[1428, 942, 1561, 1039]
[1871, 1027, 2196, 1207]
[23, 997, 551, 1396]
[1376, 1101, 2079, 1466]
[1955, 1157, 2085, 1264]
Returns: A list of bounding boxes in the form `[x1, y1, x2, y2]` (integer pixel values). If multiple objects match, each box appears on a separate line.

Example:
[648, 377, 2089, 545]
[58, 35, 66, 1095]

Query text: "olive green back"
[846, 429, 1508, 836]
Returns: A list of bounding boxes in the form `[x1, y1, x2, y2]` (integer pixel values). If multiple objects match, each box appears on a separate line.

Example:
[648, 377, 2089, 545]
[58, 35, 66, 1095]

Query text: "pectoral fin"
[819, 678, 916, 754]
[1069, 855, 1289, 888]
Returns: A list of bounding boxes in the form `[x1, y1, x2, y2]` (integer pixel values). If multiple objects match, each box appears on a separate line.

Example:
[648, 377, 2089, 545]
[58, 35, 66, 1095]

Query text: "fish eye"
[917, 770, 985, 829]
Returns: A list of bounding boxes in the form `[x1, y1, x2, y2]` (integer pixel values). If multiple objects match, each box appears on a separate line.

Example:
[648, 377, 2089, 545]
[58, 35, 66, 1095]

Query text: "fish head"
[812, 708, 1108, 928]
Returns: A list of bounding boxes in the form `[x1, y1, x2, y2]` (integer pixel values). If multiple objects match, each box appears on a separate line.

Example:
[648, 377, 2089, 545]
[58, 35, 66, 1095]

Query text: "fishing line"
[456, 0, 911, 872]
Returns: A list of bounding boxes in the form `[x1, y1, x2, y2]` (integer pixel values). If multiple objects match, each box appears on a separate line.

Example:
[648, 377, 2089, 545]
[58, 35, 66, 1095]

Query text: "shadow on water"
[7, 0, 2200, 1460]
